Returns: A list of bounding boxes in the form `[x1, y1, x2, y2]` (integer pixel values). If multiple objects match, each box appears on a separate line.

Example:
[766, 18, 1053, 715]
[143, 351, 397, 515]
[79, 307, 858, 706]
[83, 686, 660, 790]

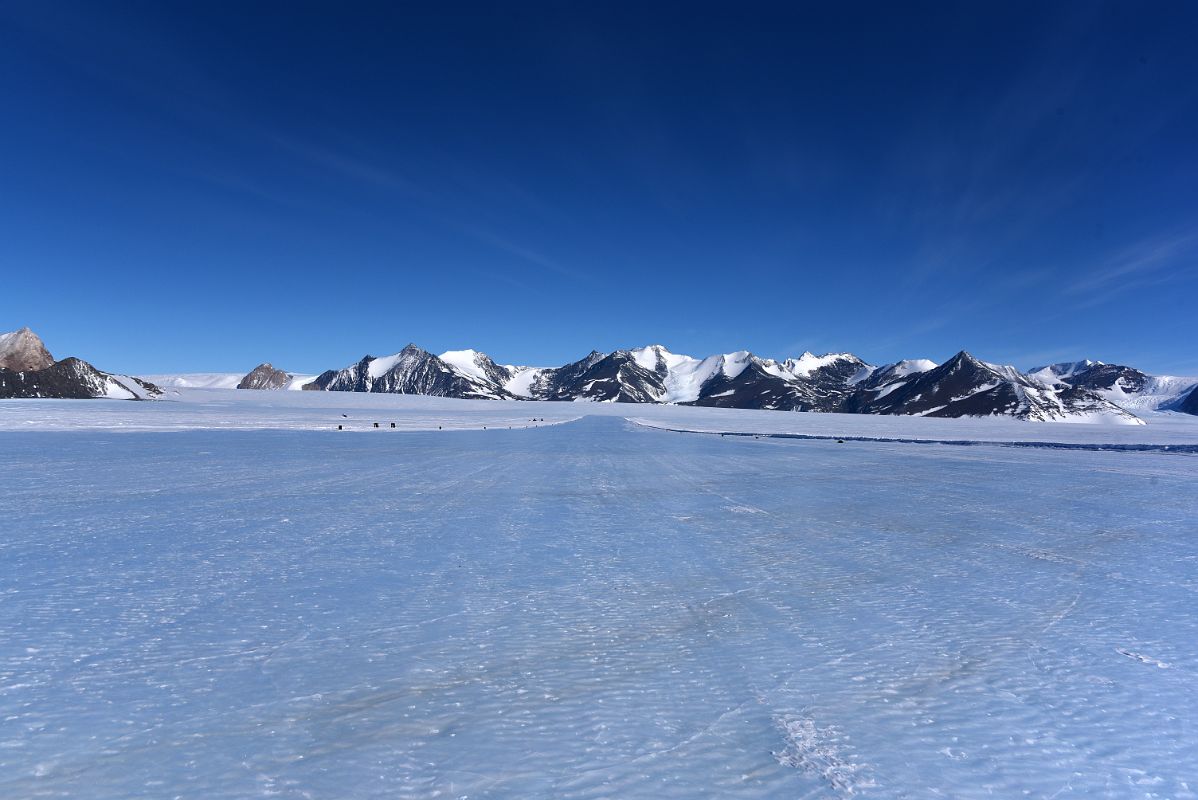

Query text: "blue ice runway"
[2, 417, 1196, 798]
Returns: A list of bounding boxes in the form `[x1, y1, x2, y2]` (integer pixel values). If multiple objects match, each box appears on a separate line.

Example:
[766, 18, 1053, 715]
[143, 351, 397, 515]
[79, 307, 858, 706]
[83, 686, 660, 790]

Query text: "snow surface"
[4, 388, 1198, 444]
[140, 373, 245, 389]
[2, 415, 1197, 798]
[142, 373, 318, 391]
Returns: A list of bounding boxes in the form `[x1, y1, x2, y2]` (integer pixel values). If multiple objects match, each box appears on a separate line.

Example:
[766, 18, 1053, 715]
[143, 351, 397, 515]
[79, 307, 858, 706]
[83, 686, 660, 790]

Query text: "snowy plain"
[2, 392, 1198, 798]
[4, 387, 1198, 446]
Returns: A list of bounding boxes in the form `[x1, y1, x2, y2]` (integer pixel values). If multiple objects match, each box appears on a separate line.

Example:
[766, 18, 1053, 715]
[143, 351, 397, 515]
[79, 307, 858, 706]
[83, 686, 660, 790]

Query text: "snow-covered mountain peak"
[441, 347, 483, 361]
[310, 344, 511, 399]
[439, 348, 509, 386]
[781, 351, 865, 378]
[629, 344, 701, 375]
[1030, 359, 1103, 379]
[1023, 359, 1196, 414]
[270, 341, 1180, 424]
[891, 359, 938, 377]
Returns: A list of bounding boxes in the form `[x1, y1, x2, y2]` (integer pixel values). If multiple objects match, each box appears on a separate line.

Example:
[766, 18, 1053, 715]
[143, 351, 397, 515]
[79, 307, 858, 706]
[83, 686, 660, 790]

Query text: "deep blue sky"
[2, 1, 1196, 375]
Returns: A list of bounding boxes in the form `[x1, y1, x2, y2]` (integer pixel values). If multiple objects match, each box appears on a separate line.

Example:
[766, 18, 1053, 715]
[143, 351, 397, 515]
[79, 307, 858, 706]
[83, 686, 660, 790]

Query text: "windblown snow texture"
[2, 417, 1197, 798]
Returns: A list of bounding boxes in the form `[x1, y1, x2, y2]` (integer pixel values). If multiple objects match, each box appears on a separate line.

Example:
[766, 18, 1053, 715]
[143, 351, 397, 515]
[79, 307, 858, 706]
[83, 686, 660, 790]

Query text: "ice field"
[5, 387, 1198, 446]
[3, 395, 1198, 798]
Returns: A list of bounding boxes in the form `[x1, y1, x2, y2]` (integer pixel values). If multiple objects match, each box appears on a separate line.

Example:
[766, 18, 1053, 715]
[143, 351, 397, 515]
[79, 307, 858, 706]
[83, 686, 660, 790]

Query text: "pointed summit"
[1180, 384, 1198, 416]
[237, 363, 292, 390]
[0, 326, 55, 372]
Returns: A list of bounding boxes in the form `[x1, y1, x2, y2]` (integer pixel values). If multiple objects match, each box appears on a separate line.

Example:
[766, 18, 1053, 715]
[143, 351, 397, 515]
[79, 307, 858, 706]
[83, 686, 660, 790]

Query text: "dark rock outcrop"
[538, 350, 665, 403]
[1180, 385, 1198, 416]
[847, 351, 1137, 422]
[306, 344, 511, 399]
[299, 342, 1150, 422]
[1040, 361, 1151, 393]
[0, 357, 161, 399]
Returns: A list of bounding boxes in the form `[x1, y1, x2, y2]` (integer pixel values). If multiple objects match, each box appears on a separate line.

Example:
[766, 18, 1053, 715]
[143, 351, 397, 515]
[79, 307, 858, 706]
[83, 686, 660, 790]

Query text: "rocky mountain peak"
[237, 363, 292, 390]
[1180, 384, 1198, 416]
[0, 326, 55, 372]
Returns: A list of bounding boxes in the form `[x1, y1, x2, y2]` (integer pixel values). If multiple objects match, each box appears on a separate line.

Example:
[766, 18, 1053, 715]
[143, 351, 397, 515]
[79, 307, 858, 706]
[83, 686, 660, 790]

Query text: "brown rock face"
[0, 327, 55, 371]
[237, 362, 292, 390]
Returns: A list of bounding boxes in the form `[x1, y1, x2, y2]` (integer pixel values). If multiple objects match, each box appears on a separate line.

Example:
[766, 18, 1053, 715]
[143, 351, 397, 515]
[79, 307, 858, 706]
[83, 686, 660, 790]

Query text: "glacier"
[2, 397, 1197, 798]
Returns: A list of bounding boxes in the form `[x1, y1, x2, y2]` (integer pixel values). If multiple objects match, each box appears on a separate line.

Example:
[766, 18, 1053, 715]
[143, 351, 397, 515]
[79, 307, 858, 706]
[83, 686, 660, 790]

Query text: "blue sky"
[2, 1, 1196, 375]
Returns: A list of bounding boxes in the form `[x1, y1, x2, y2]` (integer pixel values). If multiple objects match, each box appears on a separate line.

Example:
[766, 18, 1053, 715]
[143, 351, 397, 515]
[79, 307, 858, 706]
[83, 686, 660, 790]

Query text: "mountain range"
[4, 327, 1196, 423]
[0, 328, 160, 400]
[269, 342, 1194, 424]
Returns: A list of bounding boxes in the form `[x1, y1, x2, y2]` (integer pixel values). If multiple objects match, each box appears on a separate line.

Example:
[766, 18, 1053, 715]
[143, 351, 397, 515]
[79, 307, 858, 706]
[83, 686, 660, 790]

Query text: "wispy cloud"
[271, 137, 429, 198]
[1067, 229, 1198, 305]
[993, 346, 1085, 371]
[457, 226, 594, 285]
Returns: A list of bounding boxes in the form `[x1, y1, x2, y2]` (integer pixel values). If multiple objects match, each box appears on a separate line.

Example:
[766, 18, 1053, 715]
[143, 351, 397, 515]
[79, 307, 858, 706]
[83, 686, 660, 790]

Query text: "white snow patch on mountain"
[782, 351, 856, 377]
[1028, 360, 1102, 383]
[365, 352, 404, 379]
[627, 346, 765, 403]
[1103, 375, 1198, 412]
[139, 373, 244, 389]
[888, 359, 938, 378]
[142, 372, 315, 390]
[502, 366, 546, 398]
[439, 349, 492, 382]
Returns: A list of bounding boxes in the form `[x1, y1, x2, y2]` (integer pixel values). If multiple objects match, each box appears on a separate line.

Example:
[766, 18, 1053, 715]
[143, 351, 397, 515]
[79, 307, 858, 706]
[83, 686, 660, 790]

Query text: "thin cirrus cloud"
[264, 135, 593, 284]
[1067, 230, 1198, 306]
[270, 136, 430, 199]
[455, 226, 594, 286]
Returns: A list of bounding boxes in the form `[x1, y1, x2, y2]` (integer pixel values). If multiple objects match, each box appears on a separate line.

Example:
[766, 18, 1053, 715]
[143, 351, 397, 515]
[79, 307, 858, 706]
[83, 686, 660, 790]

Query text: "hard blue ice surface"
[2, 417, 1197, 798]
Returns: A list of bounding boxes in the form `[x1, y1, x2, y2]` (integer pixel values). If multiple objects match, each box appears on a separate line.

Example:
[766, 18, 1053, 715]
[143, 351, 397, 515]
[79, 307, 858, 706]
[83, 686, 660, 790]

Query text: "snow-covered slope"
[1, 357, 161, 400]
[0, 328, 161, 400]
[118, 343, 1191, 424]
[309, 344, 512, 399]
[848, 351, 1141, 423]
[630, 344, 717, 403]
[438, 349, 518, 388]
[143, 372, 317, 391]
[142, 373, 244, 389]
[627, 345, 871, 410]
[1027, 359, 1103, 383]
[290, 343, 1150, 423]
[1030, 360, 1198, 414]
